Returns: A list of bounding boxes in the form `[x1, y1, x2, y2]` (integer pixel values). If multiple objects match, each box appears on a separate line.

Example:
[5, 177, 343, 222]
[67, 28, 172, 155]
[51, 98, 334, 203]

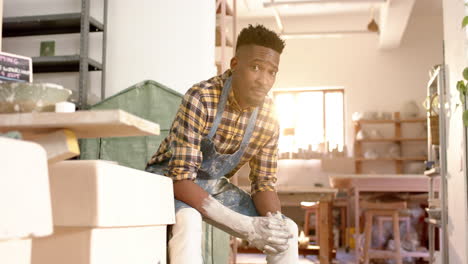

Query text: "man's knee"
[169, 208, 204, 264]
[176, 207, 202, 222]
[174, 207, 202, 230]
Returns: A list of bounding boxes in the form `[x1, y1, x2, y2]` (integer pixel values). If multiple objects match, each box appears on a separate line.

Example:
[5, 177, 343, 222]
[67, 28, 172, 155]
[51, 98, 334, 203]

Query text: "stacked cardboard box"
[0, 138, 53, 264]
[32, 160, 175, 264]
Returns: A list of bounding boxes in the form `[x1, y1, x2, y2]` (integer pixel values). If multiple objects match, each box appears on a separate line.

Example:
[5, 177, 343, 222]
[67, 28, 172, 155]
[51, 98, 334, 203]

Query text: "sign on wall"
[0, 51, 32, 82]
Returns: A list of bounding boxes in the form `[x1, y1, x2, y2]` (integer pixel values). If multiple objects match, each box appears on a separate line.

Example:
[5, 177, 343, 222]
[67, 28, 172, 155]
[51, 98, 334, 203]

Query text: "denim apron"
[146, 77, 260, 217]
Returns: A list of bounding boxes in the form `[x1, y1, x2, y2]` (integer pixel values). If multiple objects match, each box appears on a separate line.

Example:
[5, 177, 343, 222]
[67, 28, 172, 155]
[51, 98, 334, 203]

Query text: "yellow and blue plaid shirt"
[148, 70, 279, 194]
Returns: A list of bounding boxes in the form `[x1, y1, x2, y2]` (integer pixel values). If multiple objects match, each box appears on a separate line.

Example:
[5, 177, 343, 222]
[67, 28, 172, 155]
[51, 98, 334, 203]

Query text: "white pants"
[168, 208, 299, 264]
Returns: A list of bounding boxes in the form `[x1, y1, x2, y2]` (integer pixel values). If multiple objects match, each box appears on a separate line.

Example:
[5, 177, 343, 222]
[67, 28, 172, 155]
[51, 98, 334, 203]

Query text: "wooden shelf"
[354, 112, 427, 174]
[3, 13, 103, 37]
[357, 137, 427, 142]
[369, 249, 430, 258]
[354, 118, 426, 124]
[355, 157, 427, 161]
[0, 110, 160, 139]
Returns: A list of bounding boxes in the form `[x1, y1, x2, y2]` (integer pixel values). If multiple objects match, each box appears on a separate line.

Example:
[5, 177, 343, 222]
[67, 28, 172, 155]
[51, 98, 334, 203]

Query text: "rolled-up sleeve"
[249, 126, 279, 194]
[166, 88, 207, 181]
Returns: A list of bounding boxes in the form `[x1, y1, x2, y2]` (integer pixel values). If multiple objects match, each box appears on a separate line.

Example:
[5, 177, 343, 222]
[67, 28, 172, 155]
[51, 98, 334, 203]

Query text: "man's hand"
[202, 196, 292, 255]
[247, 212, 292, 255]
[174, 182, 293, 256]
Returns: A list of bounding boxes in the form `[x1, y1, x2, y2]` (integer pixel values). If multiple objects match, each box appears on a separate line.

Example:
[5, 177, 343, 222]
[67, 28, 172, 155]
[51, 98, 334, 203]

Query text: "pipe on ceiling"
[264, 0, 386, 8]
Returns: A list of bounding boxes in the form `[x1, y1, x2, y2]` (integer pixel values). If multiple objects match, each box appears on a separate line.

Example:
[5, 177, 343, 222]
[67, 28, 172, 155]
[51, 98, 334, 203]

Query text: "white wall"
[442, 0, 468, 263]
[238, 13, 443, 154]
[3, 0, 216, 103]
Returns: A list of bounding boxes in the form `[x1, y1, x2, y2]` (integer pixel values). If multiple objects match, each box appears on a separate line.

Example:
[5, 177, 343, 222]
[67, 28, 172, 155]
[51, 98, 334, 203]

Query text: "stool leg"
[315, 209, 320, 243]
[363, 211, 373, 264]
[405, 217, 411, 241]
[304, 210, 310, 240]
[392, 211, 403, 264]
[377, 217, 384, 249]
[340, 207, 346, 247]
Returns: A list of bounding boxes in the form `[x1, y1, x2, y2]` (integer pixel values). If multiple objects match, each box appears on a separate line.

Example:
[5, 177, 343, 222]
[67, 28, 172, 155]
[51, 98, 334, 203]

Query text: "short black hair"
[236, 24, 285, 54]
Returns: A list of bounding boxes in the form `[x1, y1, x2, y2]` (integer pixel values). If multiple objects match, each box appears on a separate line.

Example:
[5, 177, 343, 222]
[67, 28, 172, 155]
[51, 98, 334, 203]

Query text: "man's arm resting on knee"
[252, 190, 282, 216]
[173, 179, 291, 254]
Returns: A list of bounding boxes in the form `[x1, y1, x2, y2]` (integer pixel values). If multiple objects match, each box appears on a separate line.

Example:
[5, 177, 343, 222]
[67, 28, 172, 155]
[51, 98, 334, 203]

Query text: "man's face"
[230, 45, 280, 108]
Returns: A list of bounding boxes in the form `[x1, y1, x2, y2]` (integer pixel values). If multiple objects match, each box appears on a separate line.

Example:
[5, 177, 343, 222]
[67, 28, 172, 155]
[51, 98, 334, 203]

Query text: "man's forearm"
[173, 179, 210, 215]
[252, 190, 282, 216]
[174, 180, 290, 254]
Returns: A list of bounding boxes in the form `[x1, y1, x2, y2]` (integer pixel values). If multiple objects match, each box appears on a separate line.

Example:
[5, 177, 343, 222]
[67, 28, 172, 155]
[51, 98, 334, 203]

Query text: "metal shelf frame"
[2, 0, 108, 109]
[425, 65, 449, 264]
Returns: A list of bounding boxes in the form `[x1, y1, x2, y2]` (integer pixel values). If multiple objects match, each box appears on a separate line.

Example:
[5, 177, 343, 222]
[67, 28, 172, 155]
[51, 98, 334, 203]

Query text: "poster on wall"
[0, 51, 32, 82]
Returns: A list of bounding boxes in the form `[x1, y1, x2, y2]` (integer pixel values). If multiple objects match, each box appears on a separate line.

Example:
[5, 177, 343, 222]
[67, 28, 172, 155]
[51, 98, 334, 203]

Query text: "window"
[273, 88, 345, 155]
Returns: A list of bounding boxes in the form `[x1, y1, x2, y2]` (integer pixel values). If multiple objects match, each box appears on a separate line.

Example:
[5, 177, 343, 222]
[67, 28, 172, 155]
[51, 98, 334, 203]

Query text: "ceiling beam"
[263, 0, 386, 8]
[281, 30, 376, 39]
[378, 0, 416, 49]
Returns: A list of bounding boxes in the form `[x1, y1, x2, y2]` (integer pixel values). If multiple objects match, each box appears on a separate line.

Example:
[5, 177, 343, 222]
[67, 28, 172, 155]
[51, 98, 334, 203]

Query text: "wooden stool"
[376, 215, 411, 248]
[301, 202, 319, 243]
[333, 199, 348, 248]
[361, 200, 407, 264]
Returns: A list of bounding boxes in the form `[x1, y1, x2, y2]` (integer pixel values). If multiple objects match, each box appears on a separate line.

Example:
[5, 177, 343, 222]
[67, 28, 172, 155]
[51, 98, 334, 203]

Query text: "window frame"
[273, 88, 346, 152]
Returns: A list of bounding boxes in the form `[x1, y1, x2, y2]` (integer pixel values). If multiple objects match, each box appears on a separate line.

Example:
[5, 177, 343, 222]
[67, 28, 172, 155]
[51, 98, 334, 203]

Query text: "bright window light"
[274, 89, 344, 154]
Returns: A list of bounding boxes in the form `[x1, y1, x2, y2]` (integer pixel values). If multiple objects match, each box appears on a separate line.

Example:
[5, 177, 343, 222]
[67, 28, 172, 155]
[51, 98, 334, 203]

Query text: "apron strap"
[208, 77, 232, 139]
[239, 107, 258, 149]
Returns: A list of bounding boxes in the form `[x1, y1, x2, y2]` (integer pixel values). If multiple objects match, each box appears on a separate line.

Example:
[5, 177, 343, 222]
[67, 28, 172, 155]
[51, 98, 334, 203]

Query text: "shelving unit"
[2, 0, 108, 108]
[353, 112, 427, 173]
[424, 65, 448, 264]
[215, 0, 236, 74]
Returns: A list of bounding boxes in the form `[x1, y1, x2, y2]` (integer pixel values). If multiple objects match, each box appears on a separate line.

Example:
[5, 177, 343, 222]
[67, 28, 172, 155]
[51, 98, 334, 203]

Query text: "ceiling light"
[367, 6, 380, 33]
[367, 18, 379, 32]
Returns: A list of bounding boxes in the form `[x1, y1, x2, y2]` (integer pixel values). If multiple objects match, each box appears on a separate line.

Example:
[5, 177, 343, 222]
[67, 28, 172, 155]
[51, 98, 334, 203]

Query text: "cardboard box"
[32, 226, 167, 264]
[0, 138, 53, 240]
[48, 160, 175, 227]
[0, 239, 32, 264]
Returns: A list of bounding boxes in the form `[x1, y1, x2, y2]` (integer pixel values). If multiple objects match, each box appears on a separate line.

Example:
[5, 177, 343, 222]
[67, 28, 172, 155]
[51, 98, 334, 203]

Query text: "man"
[146, 24, 299, 264]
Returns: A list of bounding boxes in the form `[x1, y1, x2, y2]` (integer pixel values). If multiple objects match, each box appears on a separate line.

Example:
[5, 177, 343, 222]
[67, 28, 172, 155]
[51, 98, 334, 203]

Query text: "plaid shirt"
[148, 70, 279, 194]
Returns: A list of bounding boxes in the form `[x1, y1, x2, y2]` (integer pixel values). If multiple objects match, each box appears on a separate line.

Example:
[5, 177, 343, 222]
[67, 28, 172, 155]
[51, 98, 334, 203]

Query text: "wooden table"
[0, 110, 160, 162]
[278, 186, 337, 264]
[329, 174, 439, 263]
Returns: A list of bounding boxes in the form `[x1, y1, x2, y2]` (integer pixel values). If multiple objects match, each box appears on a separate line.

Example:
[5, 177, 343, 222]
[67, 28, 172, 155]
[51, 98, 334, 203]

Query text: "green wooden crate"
[79, 80, 182, 170]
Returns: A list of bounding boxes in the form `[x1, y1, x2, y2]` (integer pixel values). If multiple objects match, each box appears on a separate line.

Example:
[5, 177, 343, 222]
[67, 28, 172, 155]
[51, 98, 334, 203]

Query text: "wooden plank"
[33, 129, 80, 164]
[237, 244, 338, 257]
[277, 187, 336, 206]
[0, 110, 160, 139]
[355, 119, 396, 124]
[368, 249, 429, 258]
[400, 118, 426, 123]
[357, 137, 427, 142]
[318, 201, 333, 264]
[355, 157, 426, 161]
[329, 174, 439, 192]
